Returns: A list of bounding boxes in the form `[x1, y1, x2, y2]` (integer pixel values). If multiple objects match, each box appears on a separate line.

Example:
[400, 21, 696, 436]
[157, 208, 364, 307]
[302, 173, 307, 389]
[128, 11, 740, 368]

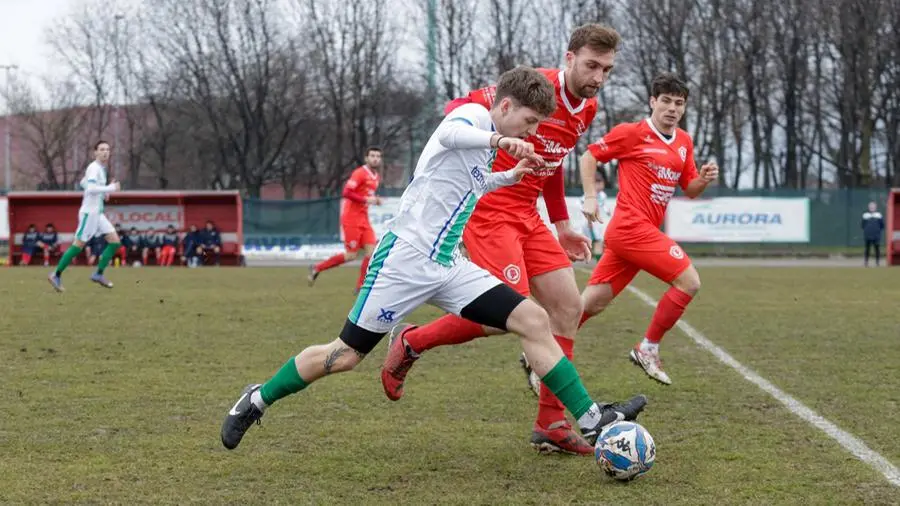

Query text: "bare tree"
[46, 0, 116, 144]
[296, 0, 419, 194]
[149, 0, 303, 197]
[7, 79, 88, 189]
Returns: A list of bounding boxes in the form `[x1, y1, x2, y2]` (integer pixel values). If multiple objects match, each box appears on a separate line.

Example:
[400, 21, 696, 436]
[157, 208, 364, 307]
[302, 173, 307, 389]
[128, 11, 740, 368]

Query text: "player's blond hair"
[494, 66, 557, 117]
[568, 24, 621, 54]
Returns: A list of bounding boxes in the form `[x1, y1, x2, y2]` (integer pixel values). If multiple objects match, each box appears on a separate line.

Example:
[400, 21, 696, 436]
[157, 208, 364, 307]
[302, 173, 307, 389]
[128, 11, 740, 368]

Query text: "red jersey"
[448, 68, 597, 222]
[341, 165, 380, 225]
[587, 119, 698, 229]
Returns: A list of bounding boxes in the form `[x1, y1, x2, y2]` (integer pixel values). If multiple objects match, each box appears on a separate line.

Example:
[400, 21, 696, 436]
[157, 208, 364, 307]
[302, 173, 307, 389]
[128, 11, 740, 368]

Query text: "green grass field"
[1, 265, 898, 505]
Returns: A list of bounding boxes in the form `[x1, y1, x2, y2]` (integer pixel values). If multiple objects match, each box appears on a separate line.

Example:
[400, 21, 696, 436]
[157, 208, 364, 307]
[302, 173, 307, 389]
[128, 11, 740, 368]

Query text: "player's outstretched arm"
[436, 116, 496, 150]
[82, 179, 120, 195]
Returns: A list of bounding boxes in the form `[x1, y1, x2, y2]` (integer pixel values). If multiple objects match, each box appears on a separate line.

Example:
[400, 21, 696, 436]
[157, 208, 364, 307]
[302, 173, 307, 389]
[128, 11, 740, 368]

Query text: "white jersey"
[581, 190, 611, 241]
[387, 103, 519, 266]
[79, 161, 116, 214]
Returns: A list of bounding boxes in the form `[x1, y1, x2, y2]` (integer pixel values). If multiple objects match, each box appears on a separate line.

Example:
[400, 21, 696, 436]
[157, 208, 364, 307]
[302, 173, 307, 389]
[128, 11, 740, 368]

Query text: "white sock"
[639, 338, 659, 353]
[577, 402, 603, 430]
[250, 390, 268, 411]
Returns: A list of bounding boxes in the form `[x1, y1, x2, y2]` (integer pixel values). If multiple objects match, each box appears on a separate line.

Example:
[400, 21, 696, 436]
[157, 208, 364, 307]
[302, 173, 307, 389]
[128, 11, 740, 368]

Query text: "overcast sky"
[0, 0, 73, 83]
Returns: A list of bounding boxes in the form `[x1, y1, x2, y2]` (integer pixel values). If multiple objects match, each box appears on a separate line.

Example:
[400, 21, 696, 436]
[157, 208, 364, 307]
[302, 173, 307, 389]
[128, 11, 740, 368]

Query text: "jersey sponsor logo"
[669, 245, 684, 259]
[649, 162, 680, 183]
[650, 183, 676, 205]
[644, 135, 654, 144]
[642, 148, 668, 154]
[533, 167, 558, 177]
[535, 133, 571, 157]
[544, 117, 567, 126]
[471, 166, 488, 192]
[503, 264, 522, 284]
[678, 146, 688, 162]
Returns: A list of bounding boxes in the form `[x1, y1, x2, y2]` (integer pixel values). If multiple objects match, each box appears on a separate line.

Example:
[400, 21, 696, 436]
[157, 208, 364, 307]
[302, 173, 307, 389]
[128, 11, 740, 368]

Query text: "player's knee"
[545, 294, 583, 330]
[673, 267, 701, 295]
[583, 283, 614, 316]
[345, 249, 360, 261]
[508, 300, 552, 340]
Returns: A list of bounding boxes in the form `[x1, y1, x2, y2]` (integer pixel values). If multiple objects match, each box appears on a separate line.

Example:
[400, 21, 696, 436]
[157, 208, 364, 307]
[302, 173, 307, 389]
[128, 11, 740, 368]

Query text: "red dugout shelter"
[6, 191, 244, 266]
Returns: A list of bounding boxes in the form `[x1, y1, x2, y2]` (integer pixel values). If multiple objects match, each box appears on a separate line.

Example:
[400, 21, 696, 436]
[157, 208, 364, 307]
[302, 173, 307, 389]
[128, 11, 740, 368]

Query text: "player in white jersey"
[48, 141, 122, 292]
[221, 67, 647, 453]
[581, 181, 612, 258]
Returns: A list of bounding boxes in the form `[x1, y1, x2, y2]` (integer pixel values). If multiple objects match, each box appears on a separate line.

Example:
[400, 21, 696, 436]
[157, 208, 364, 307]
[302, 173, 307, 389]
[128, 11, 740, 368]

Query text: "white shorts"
[75, 212, 116, 242]
[348, 232, 504, 334]
[584, 221, 608, 243]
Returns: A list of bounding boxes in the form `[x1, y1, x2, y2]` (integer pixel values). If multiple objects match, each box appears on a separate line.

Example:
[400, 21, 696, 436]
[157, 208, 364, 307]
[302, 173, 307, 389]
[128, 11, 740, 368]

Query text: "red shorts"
[588, 225, 691, 295]
[463, 212, 570, 296]
[341, 220, 376, 252]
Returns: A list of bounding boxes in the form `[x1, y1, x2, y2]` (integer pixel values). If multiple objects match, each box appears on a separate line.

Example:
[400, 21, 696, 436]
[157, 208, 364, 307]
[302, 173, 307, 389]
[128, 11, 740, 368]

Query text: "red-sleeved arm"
[542, 168, 569, 223]
[587, 123, 635, 163]
[679, 138, 700, 191]
[342, 170, 368, 203]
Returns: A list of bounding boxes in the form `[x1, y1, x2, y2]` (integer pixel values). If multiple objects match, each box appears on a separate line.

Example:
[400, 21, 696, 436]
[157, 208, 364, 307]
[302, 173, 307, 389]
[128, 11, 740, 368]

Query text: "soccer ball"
[594, 421, 656, 481]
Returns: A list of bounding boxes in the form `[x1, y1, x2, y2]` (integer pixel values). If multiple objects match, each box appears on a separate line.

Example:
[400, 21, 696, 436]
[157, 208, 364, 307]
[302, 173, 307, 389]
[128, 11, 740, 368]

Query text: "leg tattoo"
[323, 345, 366, 374]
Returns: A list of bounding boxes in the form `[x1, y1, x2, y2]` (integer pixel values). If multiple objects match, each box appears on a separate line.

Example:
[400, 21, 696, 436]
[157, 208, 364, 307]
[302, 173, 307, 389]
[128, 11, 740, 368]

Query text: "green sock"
[259, 357, 308, 405]
[96, 243, 120, 274]
[55, 245, 83, 275]
[540, 357, 595, 419]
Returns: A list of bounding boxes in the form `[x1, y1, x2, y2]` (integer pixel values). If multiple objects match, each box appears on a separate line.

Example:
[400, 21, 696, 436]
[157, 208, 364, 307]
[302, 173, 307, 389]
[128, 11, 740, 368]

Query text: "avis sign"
[665, 197, 810, 243]
[106, 205, 185, 231]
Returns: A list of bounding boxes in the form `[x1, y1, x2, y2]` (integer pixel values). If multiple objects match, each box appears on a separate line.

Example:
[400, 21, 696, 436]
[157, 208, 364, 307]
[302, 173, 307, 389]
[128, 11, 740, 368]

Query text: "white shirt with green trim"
[386, 103, 520, 266]
[79, 161, 116, 214]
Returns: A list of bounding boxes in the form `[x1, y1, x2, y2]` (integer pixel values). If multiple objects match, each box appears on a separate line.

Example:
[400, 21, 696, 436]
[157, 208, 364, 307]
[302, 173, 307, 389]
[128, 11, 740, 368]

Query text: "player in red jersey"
[579, 72, 718, 385]
[382, 25, 646, 456]
[309, 147, 383, 291]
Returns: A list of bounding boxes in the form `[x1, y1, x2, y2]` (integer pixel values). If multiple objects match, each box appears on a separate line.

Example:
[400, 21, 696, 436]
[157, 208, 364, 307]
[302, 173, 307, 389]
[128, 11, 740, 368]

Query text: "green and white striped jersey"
[387, 103, 519, 266]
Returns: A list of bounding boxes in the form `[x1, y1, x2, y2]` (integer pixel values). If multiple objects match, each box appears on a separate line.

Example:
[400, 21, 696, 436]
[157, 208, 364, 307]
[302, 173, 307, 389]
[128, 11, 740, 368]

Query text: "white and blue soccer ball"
[594, 421, 656, 481]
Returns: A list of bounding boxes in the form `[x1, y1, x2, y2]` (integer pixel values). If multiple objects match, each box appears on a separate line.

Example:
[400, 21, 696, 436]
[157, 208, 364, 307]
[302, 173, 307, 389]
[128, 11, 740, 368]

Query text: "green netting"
[243, 197, 342, 244]
[244, 188, 890, 249]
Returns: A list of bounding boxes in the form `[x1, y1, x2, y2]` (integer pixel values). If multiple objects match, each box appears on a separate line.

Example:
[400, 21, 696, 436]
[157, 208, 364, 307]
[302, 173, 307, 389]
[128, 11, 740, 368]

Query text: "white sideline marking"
[625, 284, 900, 487]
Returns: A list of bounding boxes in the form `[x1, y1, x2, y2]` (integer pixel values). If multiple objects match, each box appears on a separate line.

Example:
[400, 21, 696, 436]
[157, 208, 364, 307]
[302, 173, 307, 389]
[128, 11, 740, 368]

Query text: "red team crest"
[503, 264, 522, 284]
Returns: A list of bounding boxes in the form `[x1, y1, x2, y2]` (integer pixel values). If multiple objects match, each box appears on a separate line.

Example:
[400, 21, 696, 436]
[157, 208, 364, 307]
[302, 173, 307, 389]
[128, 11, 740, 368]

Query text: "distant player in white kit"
[48, 140, 123, 292]
[220, 66, 647, 452]
[581, 178, 612, 258]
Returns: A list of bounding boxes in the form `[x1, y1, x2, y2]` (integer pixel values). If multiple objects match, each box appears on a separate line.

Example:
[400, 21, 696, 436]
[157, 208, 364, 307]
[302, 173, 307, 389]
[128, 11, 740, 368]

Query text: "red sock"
[536, 335, 574, 428]
[645, 287, 694, 343]
[315, 253, 347, 272]
[404, 314, 486, 354]
[356, 255, 370, 290]
[22, 253, 31, 265]
[578, 312, 591, 329]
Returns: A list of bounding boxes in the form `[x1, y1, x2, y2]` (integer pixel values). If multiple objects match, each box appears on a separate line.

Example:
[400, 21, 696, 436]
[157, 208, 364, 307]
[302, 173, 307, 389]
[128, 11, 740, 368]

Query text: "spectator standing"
[861, 201, 885, 267]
